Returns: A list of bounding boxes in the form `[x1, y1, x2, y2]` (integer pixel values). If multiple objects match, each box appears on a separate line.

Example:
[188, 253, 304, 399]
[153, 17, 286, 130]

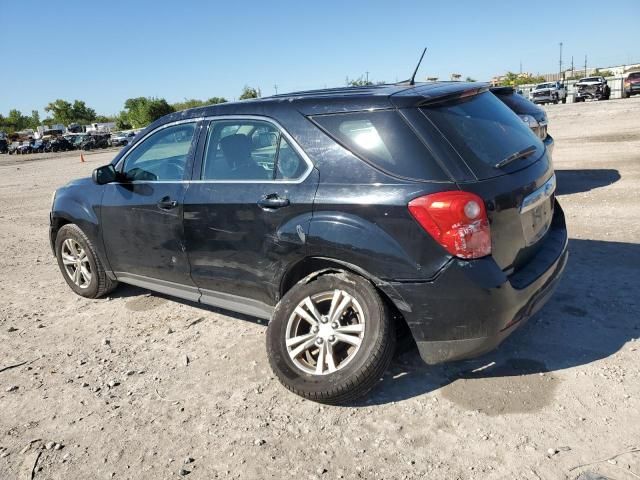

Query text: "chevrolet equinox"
[50, 82, 568, 404]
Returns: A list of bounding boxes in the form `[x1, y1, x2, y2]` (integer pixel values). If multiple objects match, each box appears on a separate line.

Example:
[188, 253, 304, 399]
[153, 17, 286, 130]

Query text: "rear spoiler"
[390, 82, 490, 108]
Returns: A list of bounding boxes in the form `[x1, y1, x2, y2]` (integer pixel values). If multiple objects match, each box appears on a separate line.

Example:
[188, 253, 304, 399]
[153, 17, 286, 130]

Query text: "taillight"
[408, 191, 491, 259]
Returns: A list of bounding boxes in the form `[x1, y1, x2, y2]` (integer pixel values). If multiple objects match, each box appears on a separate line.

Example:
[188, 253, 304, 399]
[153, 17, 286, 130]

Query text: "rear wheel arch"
[279, 257, 413, 345]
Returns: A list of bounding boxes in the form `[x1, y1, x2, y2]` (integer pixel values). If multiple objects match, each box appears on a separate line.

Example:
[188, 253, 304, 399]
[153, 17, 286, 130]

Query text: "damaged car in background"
[529, 81, 567, 105]
[574, 76, 611, 102]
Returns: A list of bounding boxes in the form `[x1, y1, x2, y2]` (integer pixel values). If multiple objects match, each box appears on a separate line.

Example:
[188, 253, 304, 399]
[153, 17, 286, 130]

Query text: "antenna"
[409, 48, 427, 85]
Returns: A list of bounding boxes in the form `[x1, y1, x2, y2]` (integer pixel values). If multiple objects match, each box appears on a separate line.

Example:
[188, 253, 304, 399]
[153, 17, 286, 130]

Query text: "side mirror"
[92, 164, 118, 185]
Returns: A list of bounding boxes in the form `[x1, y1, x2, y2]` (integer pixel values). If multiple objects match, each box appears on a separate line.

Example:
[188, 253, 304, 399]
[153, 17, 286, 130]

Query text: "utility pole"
[571, 56, 574, 78]
[559, 42, 563, 79]
[365, 71, 369, 84]
[519, 60, 522, 75]
[274, 84, 278, 95]
[584, 54, 588, 78]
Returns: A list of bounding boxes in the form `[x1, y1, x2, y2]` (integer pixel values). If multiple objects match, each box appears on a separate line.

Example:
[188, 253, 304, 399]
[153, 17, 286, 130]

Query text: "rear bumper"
[382, 203, 568, 364]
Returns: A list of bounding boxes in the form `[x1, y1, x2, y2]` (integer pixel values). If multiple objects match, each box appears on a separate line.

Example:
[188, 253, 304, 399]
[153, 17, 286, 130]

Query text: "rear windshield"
[420, 92, 544, 178]
[628, 72, 640, 79]
[311, 110, 447, 181]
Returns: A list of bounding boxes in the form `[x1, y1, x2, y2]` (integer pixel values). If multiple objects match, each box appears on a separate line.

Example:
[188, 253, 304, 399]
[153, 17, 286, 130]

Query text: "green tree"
[71, 100, 97, 124]
[499, 72, 546, 86]
[120, 97, 174, 128]
[239, 86, 260, 100]
[94, 115, 116, 123]
[44, 99, 97, 125]
[115, 112, 132, 131]
[29, 110, 40, 129]
[347, 75, 373, 87]
[207, 97, 227, 104]
[6, 109, 31, 132]
[44, 100, 74, 125]
[465, 76, 477, 82]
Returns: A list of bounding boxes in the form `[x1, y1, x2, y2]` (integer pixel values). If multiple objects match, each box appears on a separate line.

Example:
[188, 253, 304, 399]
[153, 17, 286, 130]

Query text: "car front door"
[101, 120, 202, 299]
[183, 117, 318, 317]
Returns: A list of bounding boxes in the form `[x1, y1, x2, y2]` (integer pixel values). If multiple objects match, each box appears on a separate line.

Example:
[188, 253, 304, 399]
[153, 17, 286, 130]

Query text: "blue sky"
[1, 0, 638, 117]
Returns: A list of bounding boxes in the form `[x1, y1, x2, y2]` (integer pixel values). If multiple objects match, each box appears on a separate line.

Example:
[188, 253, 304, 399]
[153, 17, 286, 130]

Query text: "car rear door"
[183, 116, 318, 317]
[101, 120, 202, 297]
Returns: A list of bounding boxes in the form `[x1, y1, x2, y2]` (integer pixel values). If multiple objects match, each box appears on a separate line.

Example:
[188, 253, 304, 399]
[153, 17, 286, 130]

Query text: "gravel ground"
[1, 98, 639, 480]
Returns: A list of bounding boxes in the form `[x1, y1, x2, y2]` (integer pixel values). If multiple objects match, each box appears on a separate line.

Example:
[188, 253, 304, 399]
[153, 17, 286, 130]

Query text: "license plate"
[520, 175, 556, 246]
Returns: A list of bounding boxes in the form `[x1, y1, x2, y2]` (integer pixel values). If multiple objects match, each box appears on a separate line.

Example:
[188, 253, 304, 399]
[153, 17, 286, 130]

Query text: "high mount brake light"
[408, 191, 491, 259]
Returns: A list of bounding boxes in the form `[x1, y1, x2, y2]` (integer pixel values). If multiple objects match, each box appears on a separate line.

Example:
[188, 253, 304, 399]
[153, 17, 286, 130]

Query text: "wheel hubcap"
[285, 289, 366, 376]
[61, 238, 92, 289]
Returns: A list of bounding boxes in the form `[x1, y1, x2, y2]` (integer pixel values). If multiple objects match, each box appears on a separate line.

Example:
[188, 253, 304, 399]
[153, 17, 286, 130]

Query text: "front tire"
[267, 272, 395, 404]
[55, 224, 117, 298]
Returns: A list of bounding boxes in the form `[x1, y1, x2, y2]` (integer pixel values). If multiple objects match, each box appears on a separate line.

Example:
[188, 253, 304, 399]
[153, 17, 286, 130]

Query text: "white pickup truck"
[529, 81, 567, 105]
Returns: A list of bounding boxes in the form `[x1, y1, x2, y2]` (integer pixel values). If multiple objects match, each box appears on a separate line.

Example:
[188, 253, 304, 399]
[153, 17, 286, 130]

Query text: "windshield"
[421, 91, 544, 178]
[536, 83, 554, 89]
[580, 77, 601, 82]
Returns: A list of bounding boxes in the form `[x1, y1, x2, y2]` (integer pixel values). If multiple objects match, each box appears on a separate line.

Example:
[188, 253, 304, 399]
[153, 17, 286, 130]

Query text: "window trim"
[114, 118, 202, 180]
[194, 115, 314, 184]
[114, 116, 314, 185]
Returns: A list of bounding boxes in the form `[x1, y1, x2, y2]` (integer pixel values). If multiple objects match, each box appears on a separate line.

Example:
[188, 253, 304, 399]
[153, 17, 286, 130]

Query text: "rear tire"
[267, 272, 395, 404]
[55, 224, 118, 298]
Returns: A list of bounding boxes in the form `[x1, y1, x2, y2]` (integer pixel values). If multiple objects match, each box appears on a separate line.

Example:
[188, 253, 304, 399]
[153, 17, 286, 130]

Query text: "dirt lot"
[1, 98, 639, 480]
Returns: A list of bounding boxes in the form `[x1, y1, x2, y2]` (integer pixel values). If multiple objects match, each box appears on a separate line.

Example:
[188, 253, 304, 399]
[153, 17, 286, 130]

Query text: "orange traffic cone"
[80, 153, 85, 163]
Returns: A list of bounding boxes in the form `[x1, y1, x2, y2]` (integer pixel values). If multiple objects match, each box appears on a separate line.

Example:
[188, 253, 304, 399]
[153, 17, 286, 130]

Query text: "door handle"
[157, 197, 178, 210]
[257, 194, 290, 210]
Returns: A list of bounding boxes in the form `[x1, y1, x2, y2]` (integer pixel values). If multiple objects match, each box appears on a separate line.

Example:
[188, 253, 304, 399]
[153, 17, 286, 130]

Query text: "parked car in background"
[79, 133, 110, 150]
[31, 140, 46, 154]
[16, 141, 33, 154]
[574, 76, 610, 102]
[0, 138, 8, 154]
[46, 136, 74, 152]
[51, 82, 567, 404]
[8, 141, 21, 155]
[491, 86, 554, 155]
[529, 81, 567, 104]
[110, 131, 137, 147]
[623, 72, 640, 98]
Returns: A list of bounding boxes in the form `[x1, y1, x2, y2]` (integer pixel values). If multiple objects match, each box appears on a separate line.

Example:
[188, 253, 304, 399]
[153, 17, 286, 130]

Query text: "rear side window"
[311, 110, 447, 181]
[421, 92, 544, 178]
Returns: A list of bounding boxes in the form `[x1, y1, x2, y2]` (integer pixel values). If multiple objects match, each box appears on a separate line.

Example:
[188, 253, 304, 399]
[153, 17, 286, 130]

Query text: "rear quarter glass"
[420, 92, 545, 180]
[310, 110, 449, 182]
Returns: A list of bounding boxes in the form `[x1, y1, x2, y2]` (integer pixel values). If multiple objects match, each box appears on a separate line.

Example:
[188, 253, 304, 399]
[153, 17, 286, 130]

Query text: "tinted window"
[493, 91, 544, 117]
[312, 110, 444, 181]
[420, 92, 544, 178]
[123, 123, 196, 181]
[202, 119, 306, 181]
[275, 135, 307, 180]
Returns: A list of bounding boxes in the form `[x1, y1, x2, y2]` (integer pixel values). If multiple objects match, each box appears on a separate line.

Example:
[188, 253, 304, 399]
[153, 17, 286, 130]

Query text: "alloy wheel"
[285, 289, 366, 375]
[61, 238, 92, 289]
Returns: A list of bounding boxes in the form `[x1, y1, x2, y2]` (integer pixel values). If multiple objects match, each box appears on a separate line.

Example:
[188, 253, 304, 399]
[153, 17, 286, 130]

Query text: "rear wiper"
[495, 145, 537, 169]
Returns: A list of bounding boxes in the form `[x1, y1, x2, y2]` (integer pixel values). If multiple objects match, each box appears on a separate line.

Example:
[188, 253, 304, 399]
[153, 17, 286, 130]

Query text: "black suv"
[50, 82, 568, 404]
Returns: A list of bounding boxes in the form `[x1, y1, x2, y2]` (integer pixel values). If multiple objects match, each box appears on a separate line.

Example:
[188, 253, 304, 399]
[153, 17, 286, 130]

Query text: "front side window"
[201, 119, 306, 181]
[123, 123, 196, 181]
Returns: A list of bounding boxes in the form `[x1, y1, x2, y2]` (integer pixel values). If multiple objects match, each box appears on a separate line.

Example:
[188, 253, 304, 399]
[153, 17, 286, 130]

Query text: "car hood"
[63, 177, 93, 188]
